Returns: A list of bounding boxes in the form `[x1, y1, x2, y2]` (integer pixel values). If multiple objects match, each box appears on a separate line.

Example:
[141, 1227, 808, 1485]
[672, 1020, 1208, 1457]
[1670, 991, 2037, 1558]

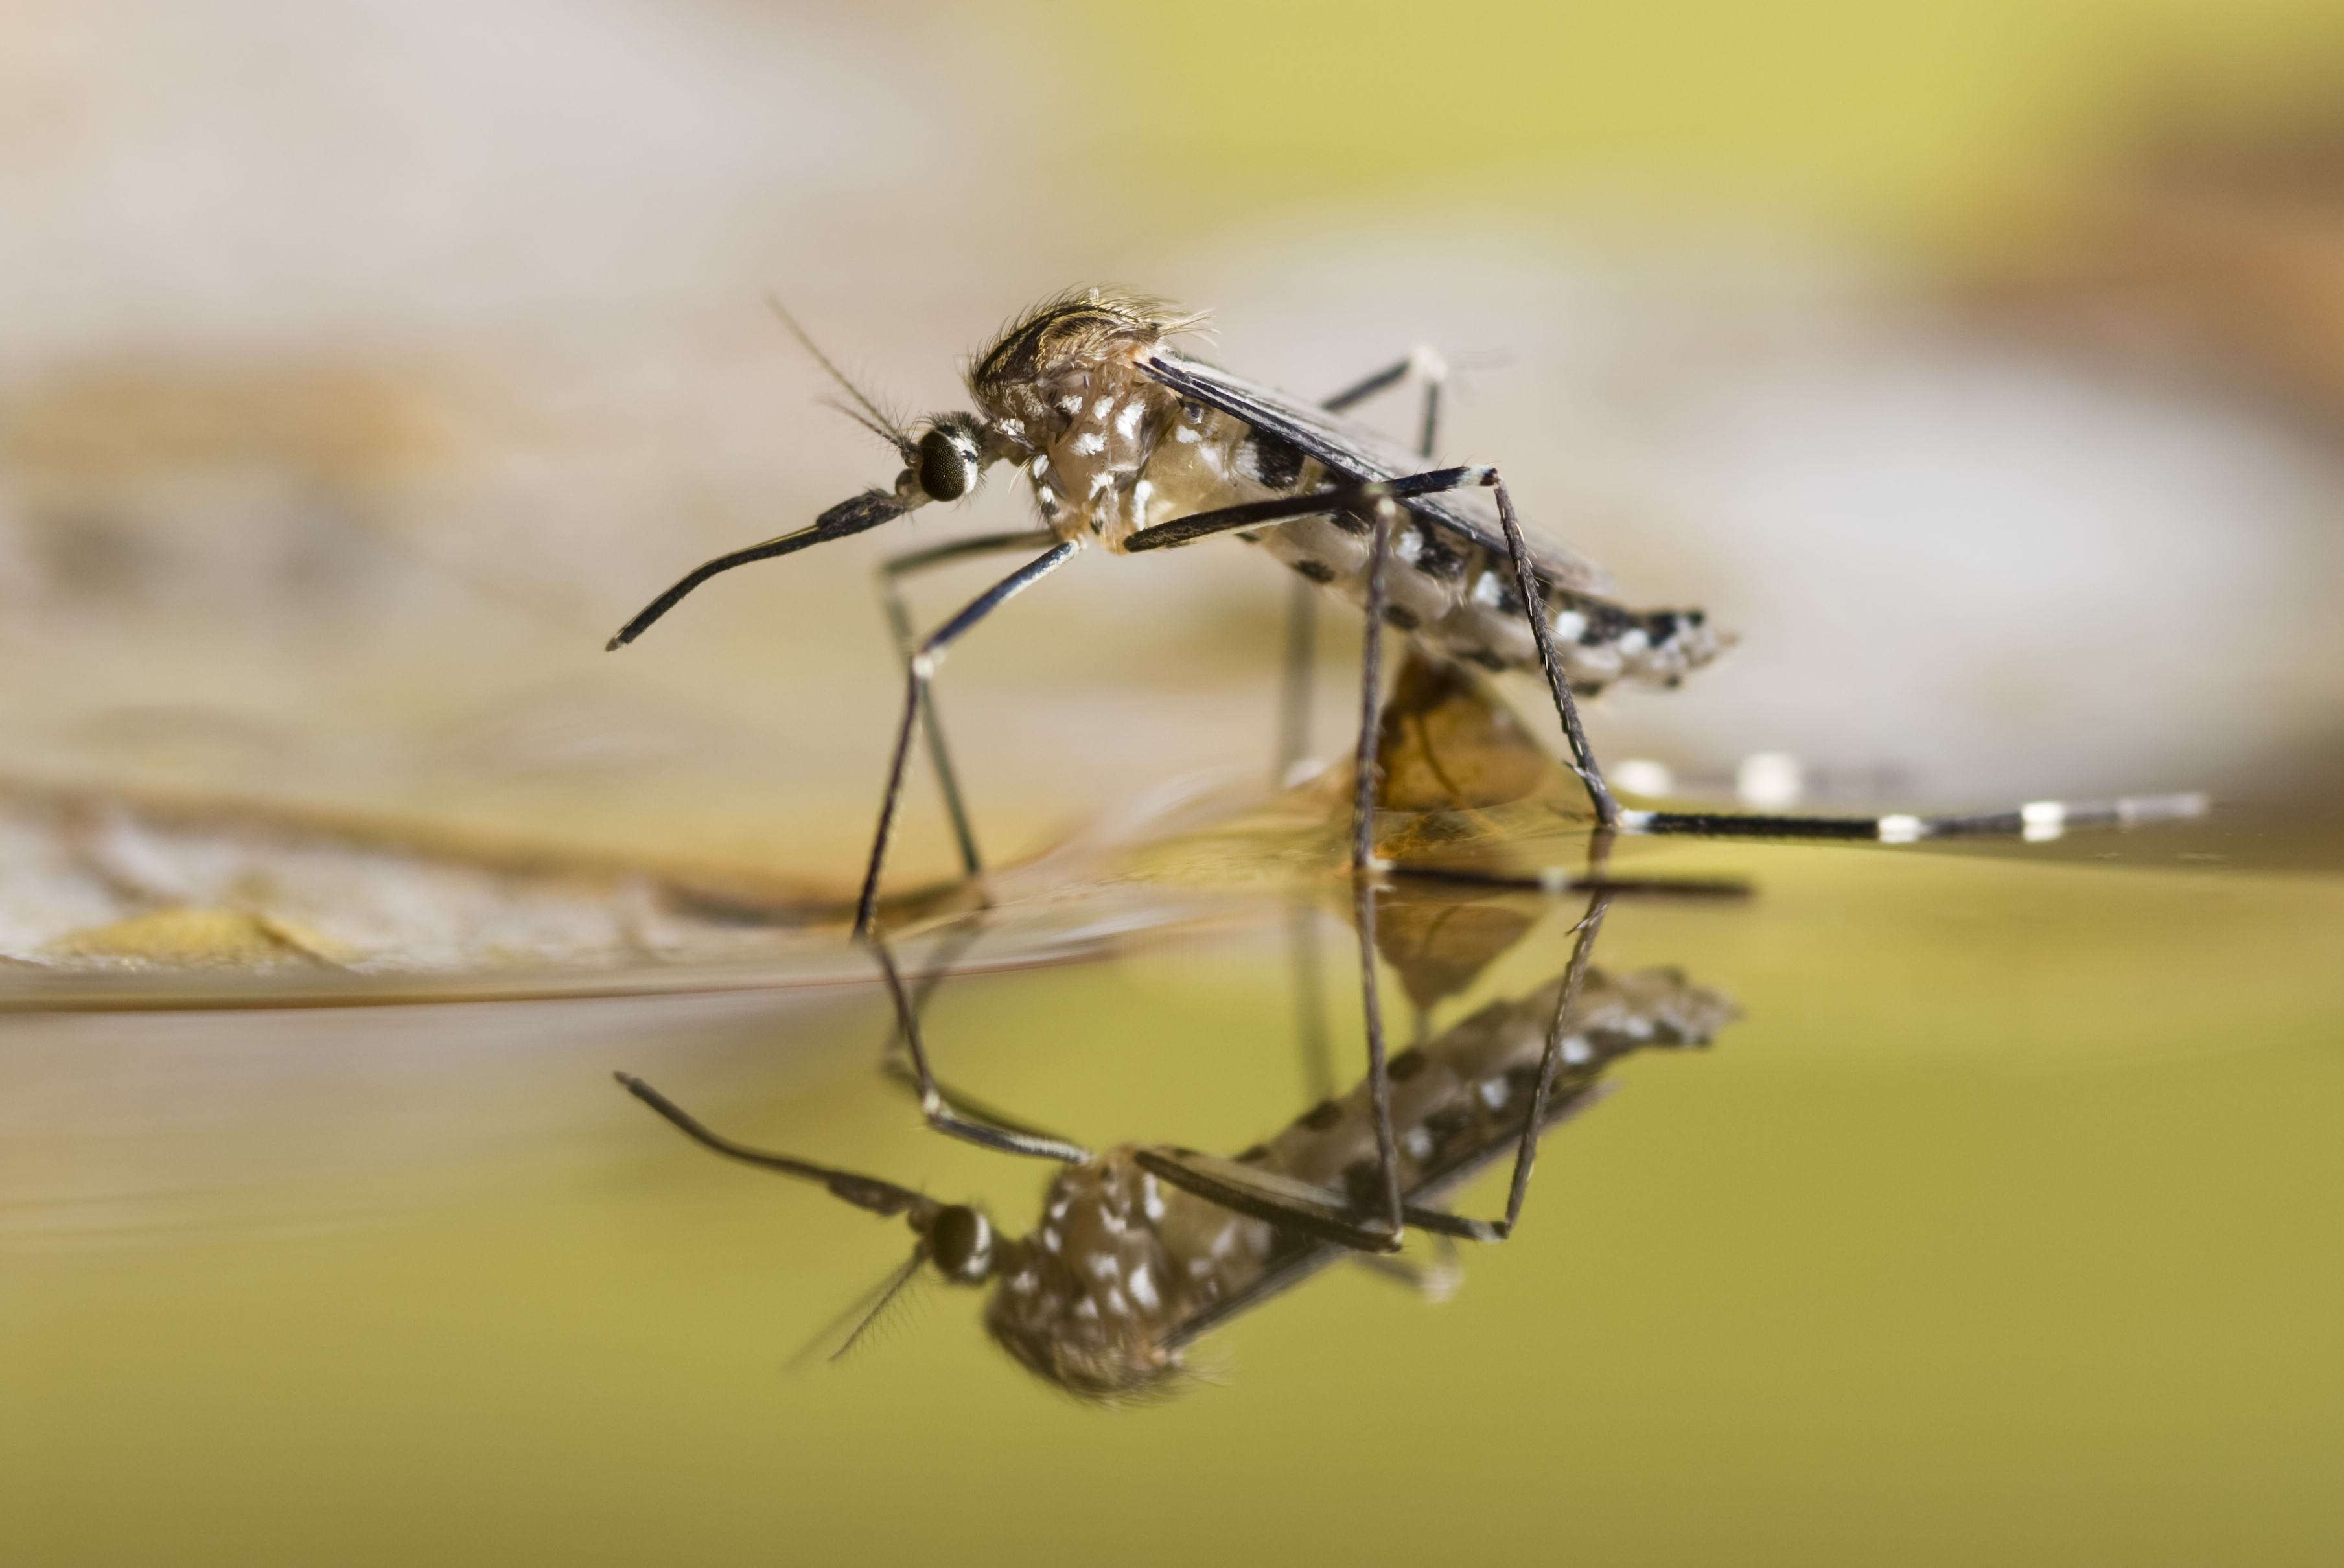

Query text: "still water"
[5, 796, 2340, 1565]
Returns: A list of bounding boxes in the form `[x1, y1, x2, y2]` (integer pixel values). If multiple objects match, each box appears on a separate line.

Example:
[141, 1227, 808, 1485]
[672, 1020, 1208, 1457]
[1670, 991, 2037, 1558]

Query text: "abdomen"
[1253, 514, 1724, 696]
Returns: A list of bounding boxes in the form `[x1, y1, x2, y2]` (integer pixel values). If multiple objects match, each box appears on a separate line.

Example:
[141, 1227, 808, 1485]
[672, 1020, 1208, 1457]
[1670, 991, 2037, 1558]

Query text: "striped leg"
[855, 541, 1079, 940]
[1277, 348, 1450, 784]
[876, 529, 1056, 880]
[1128, 465, 1620, 831]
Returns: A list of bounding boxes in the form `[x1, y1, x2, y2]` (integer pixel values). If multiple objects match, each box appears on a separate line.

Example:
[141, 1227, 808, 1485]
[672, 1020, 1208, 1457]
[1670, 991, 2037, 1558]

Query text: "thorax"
[977, 360, 1314, 550]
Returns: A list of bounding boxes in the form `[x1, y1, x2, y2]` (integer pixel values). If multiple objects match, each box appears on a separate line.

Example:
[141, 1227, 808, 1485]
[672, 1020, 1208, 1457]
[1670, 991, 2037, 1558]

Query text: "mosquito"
[614, 914, 1737, 1400]
[605, 288, 2207, 1247]
[606, 288, 1734, 938]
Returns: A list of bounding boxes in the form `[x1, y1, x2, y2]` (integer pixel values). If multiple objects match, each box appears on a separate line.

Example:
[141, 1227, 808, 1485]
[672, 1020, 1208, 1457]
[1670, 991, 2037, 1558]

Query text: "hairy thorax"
[968, 291, 1303, 551]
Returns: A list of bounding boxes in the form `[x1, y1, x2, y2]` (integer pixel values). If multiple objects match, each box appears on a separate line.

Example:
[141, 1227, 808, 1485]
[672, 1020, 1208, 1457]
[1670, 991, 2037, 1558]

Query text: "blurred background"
[6, 0, 2344, 900]
[7, 6, 2344, 1565]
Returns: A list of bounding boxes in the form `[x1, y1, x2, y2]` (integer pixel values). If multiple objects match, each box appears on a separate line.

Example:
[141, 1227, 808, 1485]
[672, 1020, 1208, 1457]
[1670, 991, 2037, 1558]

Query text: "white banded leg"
[877, 529, 1056, 880]
[855, 540, 1078, 940]
[1277, 348, 1450, 785]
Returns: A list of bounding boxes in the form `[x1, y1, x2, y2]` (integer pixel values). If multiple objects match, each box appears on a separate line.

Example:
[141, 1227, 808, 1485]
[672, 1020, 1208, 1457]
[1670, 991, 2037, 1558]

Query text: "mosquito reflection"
[616, 927, 1735, 1402]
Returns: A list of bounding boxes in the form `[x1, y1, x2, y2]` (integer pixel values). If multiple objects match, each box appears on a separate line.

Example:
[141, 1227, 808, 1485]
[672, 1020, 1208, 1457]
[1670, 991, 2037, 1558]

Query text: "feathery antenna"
[784, 1245, 934, 1370]
[767, 294, 915, 461]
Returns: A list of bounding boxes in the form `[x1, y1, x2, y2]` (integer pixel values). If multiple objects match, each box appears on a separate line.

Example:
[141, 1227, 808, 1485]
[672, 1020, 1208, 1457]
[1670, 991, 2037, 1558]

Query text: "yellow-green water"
[6, 831, 2339, 1565]
[8, 2, 2344, 1560]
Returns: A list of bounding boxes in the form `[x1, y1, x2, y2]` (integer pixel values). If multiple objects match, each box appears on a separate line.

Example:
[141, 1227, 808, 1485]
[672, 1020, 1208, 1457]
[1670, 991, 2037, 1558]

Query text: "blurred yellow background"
[6, 5, 2344, 1563]
[1026, 0, 2344, 239]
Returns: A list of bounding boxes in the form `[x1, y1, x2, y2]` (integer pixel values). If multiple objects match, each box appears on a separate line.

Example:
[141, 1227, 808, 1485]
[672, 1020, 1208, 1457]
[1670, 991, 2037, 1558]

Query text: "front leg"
[855, 540, 1079, 941]
[870, 938, 1091, 1165]
[877, 529, 1056, 881]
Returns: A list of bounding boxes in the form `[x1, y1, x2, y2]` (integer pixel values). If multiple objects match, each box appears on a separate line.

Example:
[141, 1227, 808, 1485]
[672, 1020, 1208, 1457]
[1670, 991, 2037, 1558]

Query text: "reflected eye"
[929, 1205, 993, 1282]
[917, 429, 976, 502]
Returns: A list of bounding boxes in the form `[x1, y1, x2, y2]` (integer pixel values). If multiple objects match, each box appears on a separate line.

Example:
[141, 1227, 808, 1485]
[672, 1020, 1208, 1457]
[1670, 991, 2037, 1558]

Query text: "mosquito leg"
[1485, 884, 1614, 1241]
[1353, 498, 1406, 1237]
[872, 917, 1082, 1144]
[1131, 1144, 1411, 1253]
[879, 914, 987, 1065]
[1273, 346, 1445, 784]
[612, 1072, 934, 1218]
[1354, 1233, 1463, 1300]
[871, 938, 1091, 1164]
[1242, 464, 1621, 831]
[1340, 882, 1620, 1248]
[1583, 823, 1618, 884]
[1352, 498, 1395, 873]
[877, 530, 1056, 879]
[1126, 464, 1618, 828]
[1321, 356, 1414, 415]
[1319, 345, 1449, 452]
[1354, 862, 1404, 1244]
[855, 540, 1079, 941]
[1486, 478, 1620, 829]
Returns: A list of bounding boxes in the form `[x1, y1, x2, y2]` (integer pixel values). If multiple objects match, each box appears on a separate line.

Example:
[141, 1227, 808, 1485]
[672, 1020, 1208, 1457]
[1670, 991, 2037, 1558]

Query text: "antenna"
[784, 1246, 933, 1370]
[767, 294, 916, 461]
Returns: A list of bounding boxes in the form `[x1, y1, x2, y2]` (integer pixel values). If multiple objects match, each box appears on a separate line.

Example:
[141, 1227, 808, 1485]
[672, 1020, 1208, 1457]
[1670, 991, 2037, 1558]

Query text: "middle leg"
[1277, 348, 1451, 784]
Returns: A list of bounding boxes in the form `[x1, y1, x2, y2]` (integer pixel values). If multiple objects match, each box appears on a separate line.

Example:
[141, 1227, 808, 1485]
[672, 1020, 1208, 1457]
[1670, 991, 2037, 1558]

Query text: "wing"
[1141, 346, 1616, 597]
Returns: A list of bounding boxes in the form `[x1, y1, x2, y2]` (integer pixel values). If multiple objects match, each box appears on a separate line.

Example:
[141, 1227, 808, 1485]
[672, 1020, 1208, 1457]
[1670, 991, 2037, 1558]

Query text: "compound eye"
[928, 1205, 992, 1281]
[916, 428, 975, 502]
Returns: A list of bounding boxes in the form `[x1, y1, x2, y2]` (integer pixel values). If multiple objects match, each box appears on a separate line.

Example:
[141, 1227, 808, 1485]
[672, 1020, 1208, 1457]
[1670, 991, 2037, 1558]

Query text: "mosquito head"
[908, 412, 988, 505]
[922, 1201, 996, 1284]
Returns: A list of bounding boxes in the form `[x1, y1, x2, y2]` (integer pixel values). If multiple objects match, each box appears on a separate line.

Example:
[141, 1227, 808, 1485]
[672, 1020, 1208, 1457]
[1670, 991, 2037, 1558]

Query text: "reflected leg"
[875, 917, 1080, 1145]
[1412, 884, 1615, 1244]
[870, 938, 1091, 1164]
[1351, 499, 1406, 1239]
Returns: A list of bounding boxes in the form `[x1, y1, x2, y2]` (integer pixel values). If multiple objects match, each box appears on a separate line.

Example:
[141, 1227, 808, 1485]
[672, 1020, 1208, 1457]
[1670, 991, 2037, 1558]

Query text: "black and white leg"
[1488, 478, 1621, 829]
[1277, 349, 1450, 783]
[1351, 875, 1406, 1243]
[1349, 500, 1404, 1239]
[1354, 1233, 1463, 1299]
[1319, 343, 1450, 459]
[611, 1072, 938, 1220]
[1135, 884, 1618, 1254]
[1263, 356, 1450, 1143]
[877, 529, 1056, 880]
[1127, 465, 1621, 829]
[874, 917, 1081, 1145]
[1414, 884, 1614, 1244]
[855, 540, 1079, 940]
[869, 938, 1091, 1164]
[1128, 468, 1614, 1247]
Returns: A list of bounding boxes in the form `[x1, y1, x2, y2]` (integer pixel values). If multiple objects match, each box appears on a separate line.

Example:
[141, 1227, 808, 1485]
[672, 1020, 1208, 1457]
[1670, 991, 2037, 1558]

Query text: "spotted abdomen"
[1253, 514, 1724, 694]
